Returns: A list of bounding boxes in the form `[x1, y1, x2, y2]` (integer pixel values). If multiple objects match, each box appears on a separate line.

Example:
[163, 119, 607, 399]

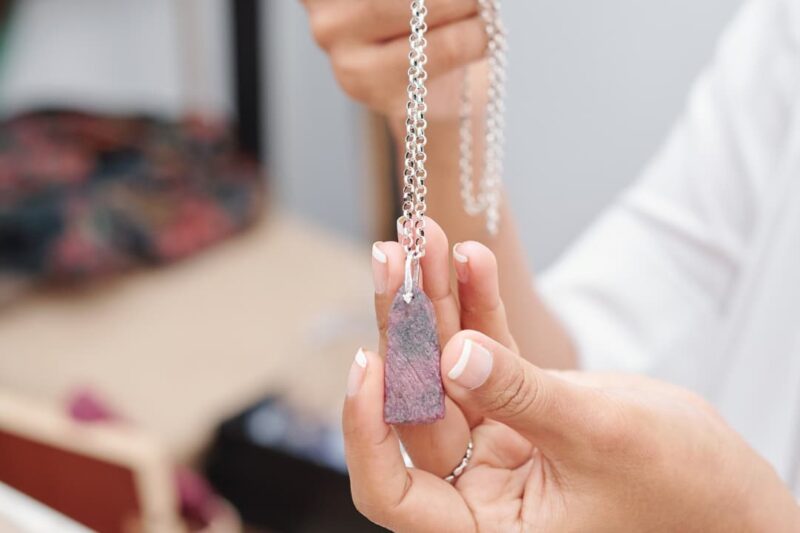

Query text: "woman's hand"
[302, 0, 488, 122]
[346, 343, 799, 532]
[369, 218, 514, 477]
[351, 220, 799, 532]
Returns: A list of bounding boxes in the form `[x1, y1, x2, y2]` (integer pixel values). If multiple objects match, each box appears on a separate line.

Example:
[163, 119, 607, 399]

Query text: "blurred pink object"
[67, 388, 119, 423]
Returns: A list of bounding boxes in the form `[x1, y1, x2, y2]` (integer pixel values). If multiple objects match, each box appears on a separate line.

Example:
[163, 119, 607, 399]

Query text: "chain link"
[399, 0, 429, 265]
[459, 0, 507, 235]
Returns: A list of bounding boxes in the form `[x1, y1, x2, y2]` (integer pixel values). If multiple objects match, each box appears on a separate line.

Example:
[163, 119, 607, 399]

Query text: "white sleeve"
[539, 0, 799, 373]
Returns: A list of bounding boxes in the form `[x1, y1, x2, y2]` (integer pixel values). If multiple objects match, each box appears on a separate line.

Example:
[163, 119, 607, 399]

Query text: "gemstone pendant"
[384, 285, 446, 425]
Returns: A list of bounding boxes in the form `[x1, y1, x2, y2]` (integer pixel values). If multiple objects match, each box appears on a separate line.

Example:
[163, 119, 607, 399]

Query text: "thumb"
[441, 330, 608, 455]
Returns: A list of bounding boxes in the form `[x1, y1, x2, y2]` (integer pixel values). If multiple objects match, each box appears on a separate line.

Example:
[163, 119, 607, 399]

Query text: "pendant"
[384, 285, 446, 425]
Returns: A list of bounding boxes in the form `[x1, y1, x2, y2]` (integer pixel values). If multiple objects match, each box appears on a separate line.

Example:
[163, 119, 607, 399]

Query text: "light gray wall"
[507, 0, 743, 267]
[265, 1, 744, 265]
[263, 1, 365, 238]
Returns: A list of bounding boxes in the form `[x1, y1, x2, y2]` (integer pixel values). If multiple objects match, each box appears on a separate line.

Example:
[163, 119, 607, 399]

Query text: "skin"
[300, 1, 800, 529]
[352, 219, 800, 532]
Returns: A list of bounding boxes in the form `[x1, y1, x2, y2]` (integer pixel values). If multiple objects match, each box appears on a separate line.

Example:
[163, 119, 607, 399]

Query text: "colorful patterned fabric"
[0, 111, 263, 282]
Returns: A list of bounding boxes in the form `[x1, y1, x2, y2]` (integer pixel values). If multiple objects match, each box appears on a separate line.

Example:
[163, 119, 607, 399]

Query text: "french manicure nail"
[453, 243, 469, 284]
[372, 243, 388, 295]
[347, 348, 368, 397]
[447, 339, 493, 390]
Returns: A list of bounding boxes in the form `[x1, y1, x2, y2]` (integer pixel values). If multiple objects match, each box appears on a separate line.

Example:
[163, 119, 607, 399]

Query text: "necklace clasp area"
[402, 253, 420, 304]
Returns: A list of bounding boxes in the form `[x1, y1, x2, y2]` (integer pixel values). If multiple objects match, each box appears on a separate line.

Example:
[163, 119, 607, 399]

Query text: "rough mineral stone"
[384, 285, 445, 425]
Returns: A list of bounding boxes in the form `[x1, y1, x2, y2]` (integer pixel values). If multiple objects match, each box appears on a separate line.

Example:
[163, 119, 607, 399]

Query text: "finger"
[323, 15, 487, 112]
[440, 330, 612, 457]
[387, 14, 488, 78]
[469, 419, 534, 471]
[307, 0, 479, 47]
[369, 0, 480, 42]
[453, 241, 517, 351]
[344, 349, 476, 533]
[419, 217, 461, 343]
[372, 240, 406, 346]
[365, 15, 488, 90]
[372, 232, 472, 477]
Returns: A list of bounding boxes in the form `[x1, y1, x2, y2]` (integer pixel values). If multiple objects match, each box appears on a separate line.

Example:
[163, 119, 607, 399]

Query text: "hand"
[368, 218, 516, 478]
[348, 225, 799, 532]
[345, 345, 800, 532]
[302, 0, 489, 122]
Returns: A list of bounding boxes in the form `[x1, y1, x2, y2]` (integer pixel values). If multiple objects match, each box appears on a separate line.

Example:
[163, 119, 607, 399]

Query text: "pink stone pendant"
[384, 285, 446, 425]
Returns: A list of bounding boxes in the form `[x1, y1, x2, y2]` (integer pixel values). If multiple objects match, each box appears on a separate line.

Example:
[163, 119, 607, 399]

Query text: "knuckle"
[486, 364, 541, 420]
[375, 310, 389, 339]
[341, 418, 361, 443]
[376, 313, 388, 335]
[331, 51, 371, 103]
[584, 399, 633, 455]
[585, 398, 661, 462]
[351, 472, 410, 529]
[307, 11, 337, 50]
[460, 295, 503, 319]
[437, 28, 464, 69]
[351, 489, 385, 525]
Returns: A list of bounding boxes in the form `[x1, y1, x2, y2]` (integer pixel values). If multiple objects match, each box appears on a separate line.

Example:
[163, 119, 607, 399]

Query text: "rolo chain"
[399, 0, 429, 265]
[400, 0, 506, 300]
[460, 0, 507, 235]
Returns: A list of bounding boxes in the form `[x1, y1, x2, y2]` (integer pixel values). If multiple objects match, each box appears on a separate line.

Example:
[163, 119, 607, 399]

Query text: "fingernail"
[347, 348, 368, 397]
[372, 243, 388, 295]
[447, 339, 493, 390]
[453, 243, 469, 283]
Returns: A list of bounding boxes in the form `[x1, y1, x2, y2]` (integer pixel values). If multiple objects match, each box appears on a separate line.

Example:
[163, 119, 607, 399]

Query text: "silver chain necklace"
[399, 0, 430, 303]
[384, 0, 507, 426]
[400, 0, 507, 302]
[460, 0, 507, 236]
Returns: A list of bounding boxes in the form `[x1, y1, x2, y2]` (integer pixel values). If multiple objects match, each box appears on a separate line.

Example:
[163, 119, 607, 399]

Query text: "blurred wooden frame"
[0, 391, 181, 533]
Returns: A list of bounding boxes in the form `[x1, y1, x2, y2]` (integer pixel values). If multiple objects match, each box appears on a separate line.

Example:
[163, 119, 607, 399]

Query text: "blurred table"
[0, 213, 376, 462]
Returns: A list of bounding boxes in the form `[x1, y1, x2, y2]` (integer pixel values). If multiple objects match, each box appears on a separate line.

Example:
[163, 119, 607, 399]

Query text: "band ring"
[444, 440, 474, 484]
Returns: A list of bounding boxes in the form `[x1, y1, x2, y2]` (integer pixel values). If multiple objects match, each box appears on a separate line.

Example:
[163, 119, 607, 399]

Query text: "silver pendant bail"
[403, 253, 420, 304]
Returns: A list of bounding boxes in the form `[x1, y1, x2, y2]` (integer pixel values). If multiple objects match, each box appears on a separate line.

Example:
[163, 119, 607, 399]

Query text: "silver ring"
[444, 440, 473, 484]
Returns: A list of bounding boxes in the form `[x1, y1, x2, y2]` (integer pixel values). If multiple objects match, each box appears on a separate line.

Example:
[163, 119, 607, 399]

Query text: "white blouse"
[541, 0, 800, 490]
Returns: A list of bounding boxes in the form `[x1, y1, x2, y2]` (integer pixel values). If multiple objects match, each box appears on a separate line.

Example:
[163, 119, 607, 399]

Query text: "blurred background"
[0, 0, 741, 531]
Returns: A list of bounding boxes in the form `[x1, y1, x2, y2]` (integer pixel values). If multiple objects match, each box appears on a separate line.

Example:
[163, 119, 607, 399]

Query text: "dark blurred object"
[205, 396, 386, 533]
[0, 111, 263, 282]
[231, 0, 264, 163]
